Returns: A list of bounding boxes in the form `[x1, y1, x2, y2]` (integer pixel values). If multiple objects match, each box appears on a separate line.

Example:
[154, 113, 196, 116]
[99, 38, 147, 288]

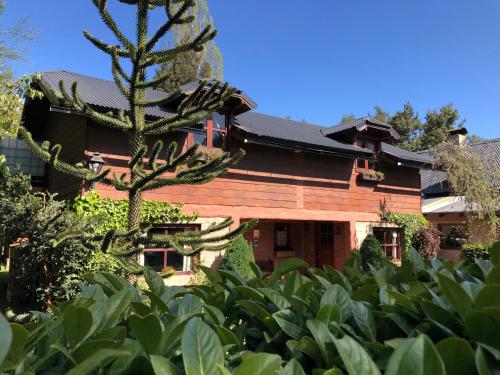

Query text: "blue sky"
[4, 0, 500, 138]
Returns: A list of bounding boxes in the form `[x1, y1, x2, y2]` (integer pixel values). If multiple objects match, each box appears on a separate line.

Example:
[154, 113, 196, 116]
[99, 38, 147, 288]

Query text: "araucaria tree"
[18, 0, 254, 274]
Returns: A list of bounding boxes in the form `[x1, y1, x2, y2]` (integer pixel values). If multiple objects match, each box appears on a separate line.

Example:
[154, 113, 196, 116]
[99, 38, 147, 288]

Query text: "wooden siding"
[84, 124, 421, 218]
[43, 112, 87, 199]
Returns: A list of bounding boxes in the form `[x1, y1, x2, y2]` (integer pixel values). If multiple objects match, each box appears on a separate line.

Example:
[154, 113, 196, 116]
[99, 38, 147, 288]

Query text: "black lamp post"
[87, 152, 105, 189]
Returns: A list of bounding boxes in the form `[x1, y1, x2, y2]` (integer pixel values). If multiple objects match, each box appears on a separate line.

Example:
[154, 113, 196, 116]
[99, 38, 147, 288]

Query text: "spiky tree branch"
[20, 0, 253, 274]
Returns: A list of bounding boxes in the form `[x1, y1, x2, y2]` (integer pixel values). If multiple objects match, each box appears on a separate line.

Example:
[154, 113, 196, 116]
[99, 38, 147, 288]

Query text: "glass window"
[144, 251, 164, 272]
[212, 112, 227, 130]
[275, 223, 291, 251]
[373, 229, 401, 261]
[212, 131, 225, 148]
[143, 225, 200, 273]
[192, 131, 207, 146]
[356, 138, 378, 171]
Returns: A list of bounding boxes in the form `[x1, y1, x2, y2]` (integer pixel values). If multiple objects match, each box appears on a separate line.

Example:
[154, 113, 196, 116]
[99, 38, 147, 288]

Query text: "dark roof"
[321, 116, 400, 140]
[380, 142, 433, 165]
[36, 71, 428, 164]
[420, 138, 500, 197]
[38, 71, 255, 118]
[234, 112, 371, 156]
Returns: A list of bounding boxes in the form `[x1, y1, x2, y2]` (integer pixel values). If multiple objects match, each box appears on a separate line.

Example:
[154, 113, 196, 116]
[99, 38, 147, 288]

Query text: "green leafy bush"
[381, 211, 429, 252]
[461, 242, 490, 262]
[219, 235, 255, 279]
[414, 226, 441, 258]
[3, 250, 500, 374]
[73, 191, 198, 234]
[360, 234, 386, 270]
[11, 194, 96, 306]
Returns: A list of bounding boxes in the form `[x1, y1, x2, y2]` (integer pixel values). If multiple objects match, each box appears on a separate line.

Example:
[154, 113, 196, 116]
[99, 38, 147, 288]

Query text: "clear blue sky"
[4, 0, 500, 138]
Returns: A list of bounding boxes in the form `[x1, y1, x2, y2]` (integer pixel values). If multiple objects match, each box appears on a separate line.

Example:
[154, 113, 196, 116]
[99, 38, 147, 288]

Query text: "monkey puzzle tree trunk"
[18, 0, 255, 274]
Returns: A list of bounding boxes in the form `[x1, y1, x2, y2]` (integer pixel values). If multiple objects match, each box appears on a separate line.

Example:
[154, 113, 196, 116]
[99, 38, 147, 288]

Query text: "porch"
[242, 219, 353, 271]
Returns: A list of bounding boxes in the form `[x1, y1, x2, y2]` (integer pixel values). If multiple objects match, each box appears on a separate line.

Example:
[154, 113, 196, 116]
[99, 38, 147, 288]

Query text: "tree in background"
[339, 114, 355, 123]
[154, 0, 223, 92]
[372, 105, 389, 123]
[19, 0, 254, 275]
[387, 102, 422, 151]
[0, 0, 41, 137]
[418, 104, 463, 150]
[432, 141, 500, 242]
[372, 103, 468, 151]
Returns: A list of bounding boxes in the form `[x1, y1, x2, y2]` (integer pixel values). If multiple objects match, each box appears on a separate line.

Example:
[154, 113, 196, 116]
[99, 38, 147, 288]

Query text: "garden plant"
[1, 242, 500, 374]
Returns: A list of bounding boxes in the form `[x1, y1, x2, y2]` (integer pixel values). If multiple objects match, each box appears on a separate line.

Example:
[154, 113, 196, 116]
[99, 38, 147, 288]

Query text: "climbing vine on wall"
[73, 191, 199, 234]
[380, 211, 429, 252]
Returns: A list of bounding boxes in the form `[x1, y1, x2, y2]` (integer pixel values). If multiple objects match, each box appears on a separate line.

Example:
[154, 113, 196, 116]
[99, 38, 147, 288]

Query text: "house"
[420, 128, 500, 261]
[21, 71, 431, 284]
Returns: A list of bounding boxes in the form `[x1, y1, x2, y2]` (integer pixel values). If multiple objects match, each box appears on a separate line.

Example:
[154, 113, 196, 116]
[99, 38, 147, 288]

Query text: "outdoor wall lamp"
[86, 152, 105, 189]
[88, 152, 105, 174]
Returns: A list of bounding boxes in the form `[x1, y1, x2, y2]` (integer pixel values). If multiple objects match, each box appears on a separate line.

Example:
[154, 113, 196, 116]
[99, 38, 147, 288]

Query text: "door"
[316, 222, 334, 267]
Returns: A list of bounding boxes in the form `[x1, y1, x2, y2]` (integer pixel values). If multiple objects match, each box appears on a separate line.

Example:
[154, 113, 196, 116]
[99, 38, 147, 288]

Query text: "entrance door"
[316, 223, 334, 267]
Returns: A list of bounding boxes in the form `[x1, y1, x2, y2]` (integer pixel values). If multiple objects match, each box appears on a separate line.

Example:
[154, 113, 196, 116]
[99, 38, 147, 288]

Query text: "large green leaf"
[385, 335, 446, 375]
[437, 273, 473, 320]
[475, 284, 500, 309]
[150, 355, 181, 375]
[465, 310, 500, 352]
[0, 314, 12, 366]
[351, 301, 376, 341]
[486, 264, 500, 284]
[320, 284, 351, 322]
[407, 248, 425, 275]
[436, 337, 477, 375]
[66, 349, 129, 375]
[268, 258, 307, 285]
[283, 359, 306, 375]
[234, 353, 281, 375]
[102, 288, 133, 330]
[333, 335, 381, 375]
[128, 314, 163, 355]
[490, 241, 500, 265]
[6, 323, 28, 365]
[306, 319, 337, 367]
[181, 317, 224, 375]
[177, 294, 203, 322]
[475, 347, 497, 375]
[258, 287, 291, 310]
[273, 309, 306, 339]
[144, 267, 166, 296]
[236, 300, 279, 334]
[63, 305, 93, 348]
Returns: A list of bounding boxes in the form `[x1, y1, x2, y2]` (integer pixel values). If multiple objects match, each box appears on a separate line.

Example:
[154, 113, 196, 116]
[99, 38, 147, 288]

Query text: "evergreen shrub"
[359, 234, 386, 270]
[219, 235, 255, 279]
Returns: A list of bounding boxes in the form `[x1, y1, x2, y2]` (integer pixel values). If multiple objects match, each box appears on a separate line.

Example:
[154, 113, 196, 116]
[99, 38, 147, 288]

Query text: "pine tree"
[387, 102, 422, 151]
[154, 0, 223, 92]
[19, 0, 254, 274]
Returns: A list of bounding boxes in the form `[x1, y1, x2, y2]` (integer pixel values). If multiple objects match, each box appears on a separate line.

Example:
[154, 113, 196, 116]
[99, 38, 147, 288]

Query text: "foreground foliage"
[2, 246, 500, 374]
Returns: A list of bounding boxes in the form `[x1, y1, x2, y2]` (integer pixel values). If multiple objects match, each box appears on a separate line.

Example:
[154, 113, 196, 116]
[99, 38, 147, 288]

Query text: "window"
[373, 228, 402, 261]
[356, 138, 377, 170]
[143, 225, 200, 274]
[189, 113, 228, 149]
[275, 223, 291, 251]
[437, 224, 468, 249]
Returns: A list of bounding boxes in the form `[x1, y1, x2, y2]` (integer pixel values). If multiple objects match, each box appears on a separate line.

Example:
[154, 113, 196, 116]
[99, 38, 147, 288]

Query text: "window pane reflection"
[212, 131, 225, 148]
[213, 113, 226, 130]
[192, 132, 207, 146]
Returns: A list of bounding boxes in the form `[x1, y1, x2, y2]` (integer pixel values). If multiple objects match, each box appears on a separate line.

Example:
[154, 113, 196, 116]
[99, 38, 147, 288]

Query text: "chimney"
[448, 127, 468, 146]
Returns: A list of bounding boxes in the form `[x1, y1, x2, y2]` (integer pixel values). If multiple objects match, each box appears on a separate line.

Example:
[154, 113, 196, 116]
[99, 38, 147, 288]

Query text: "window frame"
[373, 228, 402, 261]
[355, 137, 379, 172]
[143, 224, 201, 275]
[188, 112, 229, 150]
[274, 223, 292, 252]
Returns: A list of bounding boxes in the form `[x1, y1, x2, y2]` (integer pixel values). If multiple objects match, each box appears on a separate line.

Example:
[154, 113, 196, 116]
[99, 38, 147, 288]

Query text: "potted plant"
[360, 170, 385, 182]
